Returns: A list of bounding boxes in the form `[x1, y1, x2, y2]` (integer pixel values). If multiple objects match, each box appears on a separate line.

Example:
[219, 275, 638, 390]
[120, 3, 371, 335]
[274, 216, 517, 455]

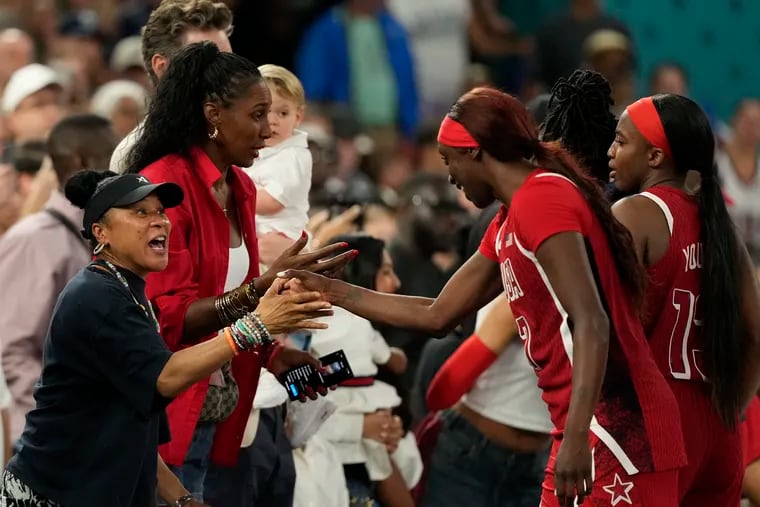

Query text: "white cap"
[110, 36, 144, 73]
[2, 63, 62, 114]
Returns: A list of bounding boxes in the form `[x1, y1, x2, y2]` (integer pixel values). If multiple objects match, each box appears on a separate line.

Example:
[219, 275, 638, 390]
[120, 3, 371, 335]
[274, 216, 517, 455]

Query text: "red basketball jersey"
[479, 171, 686, 475]
[637, 186, 705, 382]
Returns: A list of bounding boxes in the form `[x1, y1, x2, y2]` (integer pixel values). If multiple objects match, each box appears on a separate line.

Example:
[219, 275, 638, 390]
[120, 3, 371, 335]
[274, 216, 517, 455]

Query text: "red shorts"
[742, 396, 760, 468]
[540, 435, 679, 506]
[668, 381, 742, 506]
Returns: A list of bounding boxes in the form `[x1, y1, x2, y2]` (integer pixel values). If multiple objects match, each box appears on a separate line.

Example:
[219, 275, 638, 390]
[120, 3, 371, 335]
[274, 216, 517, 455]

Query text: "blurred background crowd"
[0, 0, 759, 505]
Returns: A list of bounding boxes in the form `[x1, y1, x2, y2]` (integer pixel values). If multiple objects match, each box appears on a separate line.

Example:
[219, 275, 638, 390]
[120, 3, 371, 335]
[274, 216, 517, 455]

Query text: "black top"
[7, 262, 173, 507]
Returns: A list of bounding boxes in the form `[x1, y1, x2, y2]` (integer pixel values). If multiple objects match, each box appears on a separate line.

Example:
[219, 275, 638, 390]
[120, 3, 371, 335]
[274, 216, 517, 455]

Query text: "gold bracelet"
[244, 281, 260, 308]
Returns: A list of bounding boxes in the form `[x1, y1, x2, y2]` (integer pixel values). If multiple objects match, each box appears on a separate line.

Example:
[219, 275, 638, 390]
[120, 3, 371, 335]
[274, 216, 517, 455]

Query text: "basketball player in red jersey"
[280, 87, 686, 506]
[608, 94, 760, 506]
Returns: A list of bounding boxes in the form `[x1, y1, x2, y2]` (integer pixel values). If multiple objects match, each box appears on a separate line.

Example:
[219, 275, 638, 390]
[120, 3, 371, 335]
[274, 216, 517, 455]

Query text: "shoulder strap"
[45, 209, 89, 250]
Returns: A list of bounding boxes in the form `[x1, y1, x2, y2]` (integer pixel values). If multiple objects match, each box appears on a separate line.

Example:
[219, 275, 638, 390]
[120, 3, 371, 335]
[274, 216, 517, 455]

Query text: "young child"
[244, 64, 312, 270]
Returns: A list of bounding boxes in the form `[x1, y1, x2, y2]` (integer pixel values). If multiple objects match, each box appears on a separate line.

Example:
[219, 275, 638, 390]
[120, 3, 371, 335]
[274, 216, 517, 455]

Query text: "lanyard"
[100, 260, 160, 333]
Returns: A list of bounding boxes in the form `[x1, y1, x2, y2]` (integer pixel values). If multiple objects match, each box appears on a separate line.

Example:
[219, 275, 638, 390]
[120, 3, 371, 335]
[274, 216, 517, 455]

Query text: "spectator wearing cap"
[111, 35, 150, 88]
[91, 80, 149, 140]
[2, 63, 66, 143]
[582, 28, 635, 116]
[0, 115, 118, 444]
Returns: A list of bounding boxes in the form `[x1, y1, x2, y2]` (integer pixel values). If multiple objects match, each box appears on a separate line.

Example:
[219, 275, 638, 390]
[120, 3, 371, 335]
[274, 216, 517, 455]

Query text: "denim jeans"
[168, 422, 216, 500]
[204, 407, 295, 507]
[419, 409, 549, 507]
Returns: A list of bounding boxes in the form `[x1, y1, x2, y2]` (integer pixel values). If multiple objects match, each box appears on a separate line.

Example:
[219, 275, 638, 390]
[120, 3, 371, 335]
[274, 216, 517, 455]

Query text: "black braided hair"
[542, 70, 618, 186]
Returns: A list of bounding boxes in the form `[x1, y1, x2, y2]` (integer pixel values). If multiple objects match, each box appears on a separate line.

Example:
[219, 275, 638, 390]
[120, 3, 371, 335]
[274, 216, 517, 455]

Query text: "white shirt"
[387, 0, 470, 122]
[311, 308, 422, 485]
[243, 130, 312, 240]
[460, 297, 553, 433]
[109, 120, 143, 174]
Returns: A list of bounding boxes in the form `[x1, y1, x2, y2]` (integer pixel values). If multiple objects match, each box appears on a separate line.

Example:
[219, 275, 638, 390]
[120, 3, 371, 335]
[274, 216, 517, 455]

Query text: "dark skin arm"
[536, 232, 610, 506]
[280, 251, 504, 337]
[182, 235, 354, 340]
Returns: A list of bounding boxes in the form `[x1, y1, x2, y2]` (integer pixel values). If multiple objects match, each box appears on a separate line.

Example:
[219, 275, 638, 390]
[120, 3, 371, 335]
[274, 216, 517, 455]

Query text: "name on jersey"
[500, 258, 524, 302]
[682, 242, 703, 273]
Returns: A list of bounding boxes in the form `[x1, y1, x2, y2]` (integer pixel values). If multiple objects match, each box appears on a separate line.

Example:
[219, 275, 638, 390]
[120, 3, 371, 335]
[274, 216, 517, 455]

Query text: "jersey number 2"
[669, 288, 705, 380]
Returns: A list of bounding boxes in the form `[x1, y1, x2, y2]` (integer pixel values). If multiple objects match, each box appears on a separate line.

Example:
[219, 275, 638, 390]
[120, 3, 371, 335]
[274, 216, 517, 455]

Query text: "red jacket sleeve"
[143, 164, 201, 351]
[511, 174, 589, 252]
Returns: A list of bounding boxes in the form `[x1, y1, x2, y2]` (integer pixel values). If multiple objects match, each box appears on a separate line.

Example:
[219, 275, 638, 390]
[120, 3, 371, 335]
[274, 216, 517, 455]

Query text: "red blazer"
[142, 147, 267, 467]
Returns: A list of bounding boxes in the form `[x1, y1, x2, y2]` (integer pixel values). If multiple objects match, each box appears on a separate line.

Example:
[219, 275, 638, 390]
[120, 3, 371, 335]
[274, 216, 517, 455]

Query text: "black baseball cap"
[82, 174, 184, 239]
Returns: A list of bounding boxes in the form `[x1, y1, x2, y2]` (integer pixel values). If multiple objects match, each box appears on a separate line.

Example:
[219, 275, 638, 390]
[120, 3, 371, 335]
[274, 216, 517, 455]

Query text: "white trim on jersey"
[591, 419, 640, 475]
[513, 221, 641, 477]
[639, 191, 674, 236]
[513, 235, 574, 366]
[534, 171, 578, 187]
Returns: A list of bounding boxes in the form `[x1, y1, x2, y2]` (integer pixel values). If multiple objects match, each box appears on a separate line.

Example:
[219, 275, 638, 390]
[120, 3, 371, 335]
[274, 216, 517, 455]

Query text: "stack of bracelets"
[214, 281, 260, 325]
[223, 312, 273, 355]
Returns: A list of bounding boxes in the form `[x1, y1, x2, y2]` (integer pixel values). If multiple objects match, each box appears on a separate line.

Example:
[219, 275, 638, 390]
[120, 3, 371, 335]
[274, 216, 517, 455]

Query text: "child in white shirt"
[244, 64, 312, 269]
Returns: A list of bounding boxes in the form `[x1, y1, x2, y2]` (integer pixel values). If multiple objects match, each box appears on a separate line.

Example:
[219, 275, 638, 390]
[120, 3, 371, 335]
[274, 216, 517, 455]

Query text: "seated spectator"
[581, 29, 635, 116]
[0, 28, 33, 92]
[111, 35, 150, 88]
[90, 80, 148, 140]
[717, 98, 760, 263]
[649, 61, 689, 96]
[2, 64, 66, 143]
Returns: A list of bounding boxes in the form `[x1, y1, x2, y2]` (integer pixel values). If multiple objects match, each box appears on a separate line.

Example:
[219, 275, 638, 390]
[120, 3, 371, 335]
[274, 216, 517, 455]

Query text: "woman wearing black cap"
[0, 171, 331, 507]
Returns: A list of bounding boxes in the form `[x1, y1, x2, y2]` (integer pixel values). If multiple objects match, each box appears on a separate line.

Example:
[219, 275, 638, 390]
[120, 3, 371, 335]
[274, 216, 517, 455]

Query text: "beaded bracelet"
[223, 327, 239, 356]
[224, 311, 273, 354]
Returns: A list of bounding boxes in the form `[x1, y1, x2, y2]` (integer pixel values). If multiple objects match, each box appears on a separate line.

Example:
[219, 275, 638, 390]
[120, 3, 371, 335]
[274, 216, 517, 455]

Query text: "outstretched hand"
[256, 277, 333, 334]
[262, 232, 357, 288]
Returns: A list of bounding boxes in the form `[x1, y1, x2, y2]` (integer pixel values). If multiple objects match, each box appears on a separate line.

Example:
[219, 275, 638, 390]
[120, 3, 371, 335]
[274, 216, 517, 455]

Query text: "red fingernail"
[339, 242, 349, 247]
[301, 230, 307, 239]
[351, 249, 360, 257]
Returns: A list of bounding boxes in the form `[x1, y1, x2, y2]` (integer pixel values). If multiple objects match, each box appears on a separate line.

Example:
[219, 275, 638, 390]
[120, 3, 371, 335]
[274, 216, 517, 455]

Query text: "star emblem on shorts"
[602, 473, 634, 505]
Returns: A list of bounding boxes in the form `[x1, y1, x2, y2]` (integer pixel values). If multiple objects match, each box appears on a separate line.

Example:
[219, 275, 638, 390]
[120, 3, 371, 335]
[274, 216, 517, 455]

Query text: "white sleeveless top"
[460, 297, 553, 434]
[224, 242, 250, 291]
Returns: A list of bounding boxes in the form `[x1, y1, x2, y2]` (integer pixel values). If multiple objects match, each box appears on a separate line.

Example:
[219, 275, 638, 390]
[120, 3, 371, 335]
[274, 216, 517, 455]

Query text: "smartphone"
[283, 350, 354, 401]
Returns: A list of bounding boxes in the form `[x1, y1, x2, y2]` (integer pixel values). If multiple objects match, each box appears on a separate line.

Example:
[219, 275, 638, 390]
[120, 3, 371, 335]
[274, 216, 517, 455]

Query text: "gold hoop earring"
[209, 126, 219, 140]
[93, 242, 106, 255]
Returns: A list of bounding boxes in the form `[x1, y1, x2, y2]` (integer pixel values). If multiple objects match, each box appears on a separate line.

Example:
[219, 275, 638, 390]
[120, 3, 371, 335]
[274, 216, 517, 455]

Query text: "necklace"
[101, 260, 160, 333]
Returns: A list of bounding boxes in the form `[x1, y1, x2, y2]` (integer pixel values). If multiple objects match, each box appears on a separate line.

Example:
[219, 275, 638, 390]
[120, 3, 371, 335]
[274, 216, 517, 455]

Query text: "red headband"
[626, 97, 672, 159]
[437, 115, 479, 148]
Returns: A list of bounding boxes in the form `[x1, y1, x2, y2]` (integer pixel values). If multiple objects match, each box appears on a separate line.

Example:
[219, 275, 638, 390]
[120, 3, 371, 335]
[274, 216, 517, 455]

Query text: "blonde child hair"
[258, 64, 305, 107]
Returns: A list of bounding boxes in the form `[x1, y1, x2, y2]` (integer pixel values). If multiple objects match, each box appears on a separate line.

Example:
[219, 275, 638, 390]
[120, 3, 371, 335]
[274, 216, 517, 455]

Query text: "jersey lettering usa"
[479, 171, 686, 474]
